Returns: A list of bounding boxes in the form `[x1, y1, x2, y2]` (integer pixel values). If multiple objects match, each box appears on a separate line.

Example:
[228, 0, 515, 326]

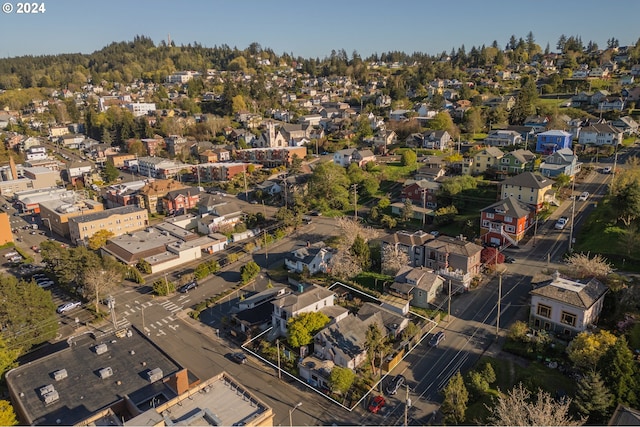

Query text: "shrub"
[152, 278, 176, 296]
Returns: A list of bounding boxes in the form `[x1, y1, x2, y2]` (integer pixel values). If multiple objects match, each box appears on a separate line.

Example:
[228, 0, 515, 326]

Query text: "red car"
[368, 395, 386, 414]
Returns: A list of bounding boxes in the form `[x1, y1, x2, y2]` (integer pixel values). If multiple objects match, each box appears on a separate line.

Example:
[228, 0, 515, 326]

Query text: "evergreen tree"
[599, 337, 638, 406]
[574, 370, 614, 424]
[350, 234, 371, 269]
[509, 78, 538, 125]
[441, 371, 468, 424]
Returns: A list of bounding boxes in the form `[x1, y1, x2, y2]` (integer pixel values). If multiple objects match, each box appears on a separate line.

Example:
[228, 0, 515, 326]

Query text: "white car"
[57, 301, 81, 314]
[578, 192, 589, 201]
[555, 217, 569, 230]
[602, 166, 612, 174]
[37, 280, 54, 288]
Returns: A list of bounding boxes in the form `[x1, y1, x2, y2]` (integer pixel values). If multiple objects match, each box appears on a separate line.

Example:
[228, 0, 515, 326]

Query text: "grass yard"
[464, 356, 577, 424]
[375, 162, 418, 182]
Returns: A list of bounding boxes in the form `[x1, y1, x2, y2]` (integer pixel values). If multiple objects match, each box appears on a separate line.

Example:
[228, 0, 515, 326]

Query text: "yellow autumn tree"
[0, 400, 18, 426]
[566, 330, 617, 369]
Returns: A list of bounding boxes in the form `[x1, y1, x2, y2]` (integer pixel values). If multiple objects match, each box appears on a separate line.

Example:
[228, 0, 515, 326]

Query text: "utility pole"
[568, 171, 577, 253]
[533, 214, 538, 247]
[108, 296, 117, 331]
[422, 188, 427, 227]
[404, 384, 411, 426]
[448, 279, 452, 322]
[164, 273, 170, 295]
[276, 339, 281, 379]
[243, 164, 248, 202]
[352, 184, 358, 221]
[496, 270, 503, 340]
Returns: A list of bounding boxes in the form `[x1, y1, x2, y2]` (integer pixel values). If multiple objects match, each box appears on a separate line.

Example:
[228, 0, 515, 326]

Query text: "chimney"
[165, 369, 190, 395]
[552, 270, 561, 281]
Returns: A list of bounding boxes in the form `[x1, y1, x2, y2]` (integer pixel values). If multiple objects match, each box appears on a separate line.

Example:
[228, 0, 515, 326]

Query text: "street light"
[289, 402, 302, 427]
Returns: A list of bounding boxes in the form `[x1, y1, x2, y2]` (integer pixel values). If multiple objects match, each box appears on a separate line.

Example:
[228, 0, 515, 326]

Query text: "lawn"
[465, 356, 577, 424]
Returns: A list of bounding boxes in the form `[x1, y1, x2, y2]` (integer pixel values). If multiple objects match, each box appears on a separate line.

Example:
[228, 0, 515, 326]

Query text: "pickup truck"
[555, 216, 569, 230]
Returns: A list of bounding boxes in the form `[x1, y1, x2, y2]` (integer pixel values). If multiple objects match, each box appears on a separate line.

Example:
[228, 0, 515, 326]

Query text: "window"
[486, 213, 494, 219]
[537, 304, 551, 318]
[561, 311, 576, 327]
[504, 216, 512, 223]
[505, 225, 515, 233]
[482, 220, 490, 227]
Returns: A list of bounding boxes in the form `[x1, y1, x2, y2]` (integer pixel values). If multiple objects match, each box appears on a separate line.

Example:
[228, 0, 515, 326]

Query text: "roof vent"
[53, 369, 68, 381]
[95, 343, 108, 355]
[98, 367, 113, 379]
[147, 368, 163, 382]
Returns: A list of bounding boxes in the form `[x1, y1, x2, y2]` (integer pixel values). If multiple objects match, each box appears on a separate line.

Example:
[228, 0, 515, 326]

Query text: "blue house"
[535, 130, 573, 155]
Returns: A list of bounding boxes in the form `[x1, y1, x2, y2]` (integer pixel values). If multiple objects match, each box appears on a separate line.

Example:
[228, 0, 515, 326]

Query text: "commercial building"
[68, 205, 149, 245]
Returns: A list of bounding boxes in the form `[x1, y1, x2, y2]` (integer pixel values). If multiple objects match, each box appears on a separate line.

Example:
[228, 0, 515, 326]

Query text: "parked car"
[429, 331, 446, 347]
[578, 192, 589, 201]
[368, 395, 386, 414]
[3, 251, 18, 258]
[602, 166, 612, 174]
[554, 216, 569, 230]
[37, 280, 54, 288]
[178, 281, 198, 293]
[504, 256, 516, 264]
[385, 374, 406, 395]
[229, 352, 247, 364]
[56, 301, 81, 313]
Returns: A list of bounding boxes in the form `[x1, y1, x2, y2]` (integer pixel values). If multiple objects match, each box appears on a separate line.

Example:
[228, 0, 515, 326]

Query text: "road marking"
[169, 324, 179, 331]
[156, 321, 163, 327]
[150, 323, 156, 329]
[156, 330, 166, 336]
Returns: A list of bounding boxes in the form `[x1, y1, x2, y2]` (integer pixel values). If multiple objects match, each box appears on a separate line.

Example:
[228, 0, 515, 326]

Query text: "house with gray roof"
[539, 147, 582, 178]
[271, 284, 335, 336]
[390, 266, 445, 308]
[284, 243, 333, 276]
[529, 272, 608, 337]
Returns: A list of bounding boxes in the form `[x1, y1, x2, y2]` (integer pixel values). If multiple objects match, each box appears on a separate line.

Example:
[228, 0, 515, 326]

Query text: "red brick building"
[480, 196, 535, 247]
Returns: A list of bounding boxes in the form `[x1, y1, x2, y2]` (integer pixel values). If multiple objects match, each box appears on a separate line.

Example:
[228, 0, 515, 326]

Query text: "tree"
[509, 78, 538, 125]
[381, 245, 410, 276]
[619, 224, 640, 257]
[364, 323, 388, 377]
[487, 383, 582, 426]
[328, 366, 355, 395]
[328, 251, 362, 280]
[599, 336, 639, 406]
[0, 275, 57, 351]
[564, 253, 613, 279]
[400, 149, 417, 168]
[566, 330, 617, 369]
[441, 371, 468, 424]
[0, 400, 18, 426]
[554, 173, 571, 190]
[102, 162, 120, 182]
[430, 111, 459, 138]
[335, 217, 379, 251]
[286, 312, 330, 348]
[152, 277, 175, 296]
[0, 334, 19, 378]
[574, 370, 614, 424]
[308, 161, 350, 210]
[240, 261, 260, 284]
[401, 199, 413, 222]
[508, 320, 529, 341]
[349, 234, 371, 269]
[82, 256, 125, 313]
[463, 107, 483, 136]
[87, 229, 115, 250]
[380, 214, 397, 230]
[611, 181, 640, 227]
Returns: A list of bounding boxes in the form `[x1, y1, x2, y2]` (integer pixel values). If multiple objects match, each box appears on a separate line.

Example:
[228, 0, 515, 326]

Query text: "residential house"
[598, 96, 625, 112]
[313, 312, 385, 370]
[484, 130, 522, 147]
[465, 146, 504, 175]
[390, 266, 444, 308]
[284, 243, 333, 275]
[611, 116, 639, 136]
[422, 130, 451, 150]
[529, 272, 608, 337]
[423, 235, 483, 291]
[535, 130, 573, 154]
[235, 147, 307, 167]
[401, 179, 439, 209]
[389, 110, 409, 121]
[590, 90, 610, 106]
[271, 284, 335, 336]
[500, 172, 554, 212]
[497, 149, 537, 175]
[539, 147, 582, 178]
[480, 196, 535, 247]
[577, 123, 623, 146]
[571, 91, 592, 108]
[197, 202, 243, 233]
[381, 230, 434, 268]
[524, 115, 549, 133]
[65, 161, 93, 186]
[333, 149, 376, 168]
[415, 156, 446, 181]
[162, 188, 202, 215]
[136, 179, 186, 214]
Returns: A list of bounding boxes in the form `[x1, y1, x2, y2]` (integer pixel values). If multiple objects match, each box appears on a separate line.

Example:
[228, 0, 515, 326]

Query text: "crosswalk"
[102, 298, 188, 335]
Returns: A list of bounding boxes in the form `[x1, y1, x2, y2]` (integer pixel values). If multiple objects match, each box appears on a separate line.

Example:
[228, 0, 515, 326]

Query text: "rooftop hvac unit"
[95, 343, 108, 355]
[53, 369, 68, 381]
[98, 367, 113, 379]
[39, 384, 55, 397]
[147, 368, 163, 382]
[43, 390, 60, 404]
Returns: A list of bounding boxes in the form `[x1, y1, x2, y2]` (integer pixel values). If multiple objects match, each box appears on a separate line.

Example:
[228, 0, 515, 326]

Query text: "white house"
[271, 284, 335, 336]
[577, 123, 623, 146]
[529, 272, 608, 338]
[284, 243, 333, 275]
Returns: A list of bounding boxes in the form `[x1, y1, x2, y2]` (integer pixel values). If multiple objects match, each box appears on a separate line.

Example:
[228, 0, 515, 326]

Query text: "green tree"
[87, 229, 115, 250]
[509, 78, 538, 125]
[380, 214, 397, 229]
[0, 400, 18, 426]
[102, 161, 120, 183]
[0, 275, 57, 351]
[350, 234, 371, 269]
[574, 370, 614, 424]
[400, 149, 417, 168]
[441, 371, 468, 424]
[328, 366, 355, 395]
[401, 199, 413, 222]
[554, 173, 571, 190]
[308, 161, 350, 210]
[430, 111, 459, 139]
[286, 312, 330, 348]
[599, 336, 638, 406]
[364, 323, 389, 377]
[463, 107, 483, 136]
[152, 277, 176, 296]
[377, 197, 390, 210]
[0, 334, 20, 378]
[508, 320, 530, 341]
[567, 330, 617, 370]
[611, 182, 640, 227]
[136, 259, 152, 274]
[240, 261, 261, 284]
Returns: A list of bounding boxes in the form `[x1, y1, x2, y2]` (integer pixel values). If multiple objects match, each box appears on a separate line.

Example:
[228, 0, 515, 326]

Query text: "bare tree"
[486, 383, 584, 426]
[381, 245, 410, 276]
[82, 257, 125, 313]
[328, 251, 362, 280]
[335, 217, 379, 250]
[565, 253, 612, 279]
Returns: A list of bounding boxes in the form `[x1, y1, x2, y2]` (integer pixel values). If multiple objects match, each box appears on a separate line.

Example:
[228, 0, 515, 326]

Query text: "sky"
[1, 0, 639, 60]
